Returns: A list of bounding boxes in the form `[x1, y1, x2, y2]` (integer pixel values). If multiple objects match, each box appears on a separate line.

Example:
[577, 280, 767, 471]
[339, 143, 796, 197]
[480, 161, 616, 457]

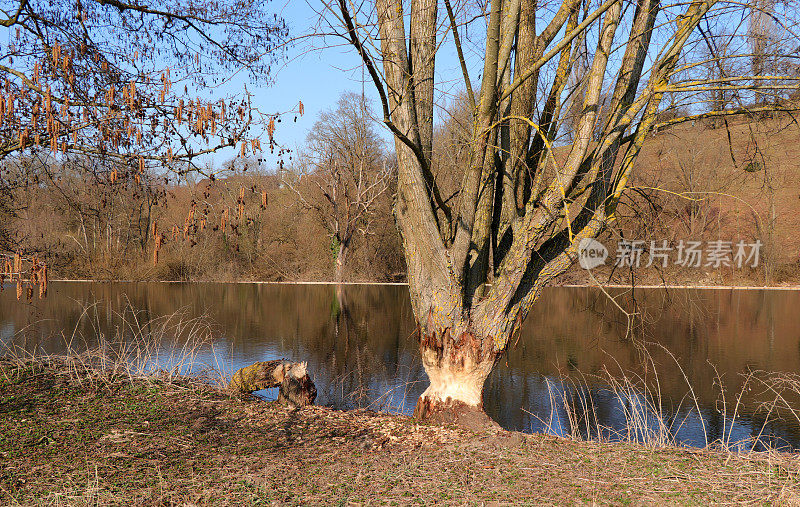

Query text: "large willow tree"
[334, 0, 800, 425]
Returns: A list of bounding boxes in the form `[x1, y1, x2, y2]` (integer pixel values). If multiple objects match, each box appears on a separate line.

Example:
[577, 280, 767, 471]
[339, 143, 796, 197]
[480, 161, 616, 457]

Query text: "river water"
[2, 282, 799, 450]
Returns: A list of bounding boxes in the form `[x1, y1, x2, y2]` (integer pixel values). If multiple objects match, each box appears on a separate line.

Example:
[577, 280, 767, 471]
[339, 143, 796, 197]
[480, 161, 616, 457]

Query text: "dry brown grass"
[532, 338, 800, 458]
[1, 302, 228, 391]
[2, 358, 800, 505]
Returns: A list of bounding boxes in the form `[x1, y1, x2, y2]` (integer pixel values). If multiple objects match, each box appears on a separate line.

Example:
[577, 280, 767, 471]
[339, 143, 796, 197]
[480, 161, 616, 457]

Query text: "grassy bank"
[2, 358, 799, 505]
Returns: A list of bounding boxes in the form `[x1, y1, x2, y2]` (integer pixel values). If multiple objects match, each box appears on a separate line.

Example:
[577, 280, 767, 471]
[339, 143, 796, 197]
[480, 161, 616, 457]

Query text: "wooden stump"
[229, 360, 317, 408]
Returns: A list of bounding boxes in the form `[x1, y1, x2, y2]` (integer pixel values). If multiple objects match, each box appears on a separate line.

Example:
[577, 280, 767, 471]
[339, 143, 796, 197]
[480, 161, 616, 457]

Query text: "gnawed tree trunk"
[336, 0, 798, 426]
[412, 319, 501, 429]
[229, 360, 318, 408]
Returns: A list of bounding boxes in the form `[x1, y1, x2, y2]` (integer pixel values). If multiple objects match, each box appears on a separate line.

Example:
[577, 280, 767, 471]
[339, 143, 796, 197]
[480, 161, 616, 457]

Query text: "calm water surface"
[2, 282, 800, 450]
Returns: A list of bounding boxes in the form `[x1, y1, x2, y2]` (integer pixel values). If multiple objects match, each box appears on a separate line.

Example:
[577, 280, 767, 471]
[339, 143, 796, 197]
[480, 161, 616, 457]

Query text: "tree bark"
[336, 0, 744, 430]
[334, 240, 348, 283]
[412, 319, 504, 431]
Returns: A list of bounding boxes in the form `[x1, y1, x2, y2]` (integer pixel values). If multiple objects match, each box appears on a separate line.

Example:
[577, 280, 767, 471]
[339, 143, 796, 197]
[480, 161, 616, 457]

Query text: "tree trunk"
[412, 317, 506, 431]
[334, 241, 348, 283]
[336, 0, 730, 433]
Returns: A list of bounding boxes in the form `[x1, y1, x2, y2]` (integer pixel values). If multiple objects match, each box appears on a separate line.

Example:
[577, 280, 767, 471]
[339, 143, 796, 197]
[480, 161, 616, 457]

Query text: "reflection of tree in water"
[0, 282, 425, 411]
[326, 285, 369, 407]
[322, 285, 425, 411]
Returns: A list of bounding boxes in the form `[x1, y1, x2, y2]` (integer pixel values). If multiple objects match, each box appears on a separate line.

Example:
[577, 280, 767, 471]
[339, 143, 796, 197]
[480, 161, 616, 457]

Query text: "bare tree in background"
[430, 91, 472, 205]
[330, 0, 800, 426]
[698, 22, 738, 117]
[290, 92, 393, 282]
[11, 155, 163, 276]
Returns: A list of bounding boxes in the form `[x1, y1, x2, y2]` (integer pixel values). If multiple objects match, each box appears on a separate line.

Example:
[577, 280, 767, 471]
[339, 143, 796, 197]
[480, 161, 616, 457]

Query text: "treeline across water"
[2, 167, 405, 282]
[3, 94, 800, 285]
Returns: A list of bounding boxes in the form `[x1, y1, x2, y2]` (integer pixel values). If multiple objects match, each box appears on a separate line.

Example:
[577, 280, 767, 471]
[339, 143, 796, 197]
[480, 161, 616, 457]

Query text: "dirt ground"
[2, 358, 800, 505]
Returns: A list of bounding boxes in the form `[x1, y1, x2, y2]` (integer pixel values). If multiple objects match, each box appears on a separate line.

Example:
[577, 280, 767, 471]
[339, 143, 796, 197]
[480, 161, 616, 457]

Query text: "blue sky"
[205, 0, 486, 173]
[262, 2, 374, 149]
[219, 1, 386, 172]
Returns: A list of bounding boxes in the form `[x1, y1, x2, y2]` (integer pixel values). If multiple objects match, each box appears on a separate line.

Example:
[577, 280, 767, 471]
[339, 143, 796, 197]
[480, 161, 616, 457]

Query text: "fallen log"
[229, 360, 317, 408]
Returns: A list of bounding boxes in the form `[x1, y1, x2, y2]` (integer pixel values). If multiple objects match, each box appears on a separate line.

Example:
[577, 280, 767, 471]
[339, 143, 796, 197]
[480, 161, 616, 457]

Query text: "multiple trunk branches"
[337, 0, 798, 336]
[334, 0, 800, 419]
[334, 0, 799, 419]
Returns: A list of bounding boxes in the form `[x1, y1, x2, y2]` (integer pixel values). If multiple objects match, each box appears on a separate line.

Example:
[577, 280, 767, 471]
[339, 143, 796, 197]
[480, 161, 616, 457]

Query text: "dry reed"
[1, 300, 229, 390]
[526, 340, 800, 456]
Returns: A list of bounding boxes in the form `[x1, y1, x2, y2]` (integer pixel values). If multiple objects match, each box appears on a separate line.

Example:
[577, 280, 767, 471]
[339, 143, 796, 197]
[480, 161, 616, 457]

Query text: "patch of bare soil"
[2, 358, 799, 505]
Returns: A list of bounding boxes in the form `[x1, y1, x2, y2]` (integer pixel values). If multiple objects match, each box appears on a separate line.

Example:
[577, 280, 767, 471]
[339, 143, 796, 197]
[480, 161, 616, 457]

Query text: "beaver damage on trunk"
[413, 321, 501, 432]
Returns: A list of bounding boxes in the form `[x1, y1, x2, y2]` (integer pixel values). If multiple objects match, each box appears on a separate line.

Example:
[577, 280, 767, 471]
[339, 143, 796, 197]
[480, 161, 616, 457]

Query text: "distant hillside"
[563, 112, 800, 286]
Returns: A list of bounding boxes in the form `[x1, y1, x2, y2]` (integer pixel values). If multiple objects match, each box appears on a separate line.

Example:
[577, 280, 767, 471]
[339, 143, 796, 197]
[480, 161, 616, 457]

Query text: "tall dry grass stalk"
[528, 340, 800, 455]
[322, 348, 423, 415]
[1, 301, 229, 389]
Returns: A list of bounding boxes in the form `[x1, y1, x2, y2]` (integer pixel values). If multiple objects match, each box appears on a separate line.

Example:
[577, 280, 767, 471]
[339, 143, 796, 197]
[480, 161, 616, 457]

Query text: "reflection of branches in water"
[2, 282, 425, 411]
[4, 282, 800, 446]
[326, 360, 424, 414]
[509, 283, 800, 449]
[319, 285, 424, 412]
